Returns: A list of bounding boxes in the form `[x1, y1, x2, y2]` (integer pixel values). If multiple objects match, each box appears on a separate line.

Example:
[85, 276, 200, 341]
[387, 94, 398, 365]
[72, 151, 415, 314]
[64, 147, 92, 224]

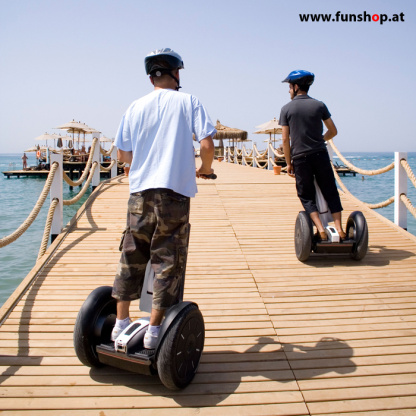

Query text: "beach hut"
[213, 120, 248, 156]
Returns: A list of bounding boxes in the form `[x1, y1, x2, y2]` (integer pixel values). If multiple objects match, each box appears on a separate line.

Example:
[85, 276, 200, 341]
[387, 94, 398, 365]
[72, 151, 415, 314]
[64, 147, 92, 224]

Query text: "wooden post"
[92, 136, 101, 190]
[111, 146, 118, 178]
[234, 147, 238, 164]
[242, 145, 246, 166]
[394, 152, 407, 230]
[252, 142, 257, 168]
[49, 151, 63, 243]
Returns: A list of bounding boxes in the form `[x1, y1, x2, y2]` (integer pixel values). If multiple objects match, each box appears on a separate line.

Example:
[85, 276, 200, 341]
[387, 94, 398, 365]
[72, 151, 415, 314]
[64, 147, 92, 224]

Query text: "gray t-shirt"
[279, 95, 331, 159]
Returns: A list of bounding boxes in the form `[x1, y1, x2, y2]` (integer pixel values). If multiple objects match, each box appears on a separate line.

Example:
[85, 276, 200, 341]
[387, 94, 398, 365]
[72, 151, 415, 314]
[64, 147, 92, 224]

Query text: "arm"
[282, 126, 295, 177]
[323, 118, 337, 141]
[196, 136, 214, 178]
[117, 149, 133, 164]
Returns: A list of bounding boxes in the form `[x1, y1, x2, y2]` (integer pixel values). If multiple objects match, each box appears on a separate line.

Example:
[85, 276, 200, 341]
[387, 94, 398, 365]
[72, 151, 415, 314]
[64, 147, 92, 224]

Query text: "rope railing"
[400, 194, 416, 220]
[63, 162, 98, 206]
[0, 162, 59, 248]
[62, 137, 98, 187]
[254, 157, 268, 169]
[100, 142, 115, 156]
[242, 146, 253, 157]
[333, 166, 395, 209]
[253, 144, 267, 158]
[100, 159, 117, 172]
[328, 139, 394, 175]
[268, 142, 285, 158]
[37, 198, 59, 260]
[401, 159, 416, 189]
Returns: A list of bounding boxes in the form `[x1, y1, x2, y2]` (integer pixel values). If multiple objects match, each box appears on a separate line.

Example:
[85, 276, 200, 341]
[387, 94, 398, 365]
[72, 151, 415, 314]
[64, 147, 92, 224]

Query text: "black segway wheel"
[73, 286, 116, 367]
[295, 211, 313, 262]
[346, 211, 368, 261]
[157, 303, 205, 390]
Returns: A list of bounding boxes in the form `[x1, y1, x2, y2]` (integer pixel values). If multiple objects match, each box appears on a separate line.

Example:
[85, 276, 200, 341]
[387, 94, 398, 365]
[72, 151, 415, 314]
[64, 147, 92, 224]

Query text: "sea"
[1, 152, 416, 307]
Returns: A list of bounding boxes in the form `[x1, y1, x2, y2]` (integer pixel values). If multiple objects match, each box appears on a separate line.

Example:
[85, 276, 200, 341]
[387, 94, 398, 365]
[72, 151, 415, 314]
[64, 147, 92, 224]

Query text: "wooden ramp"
[1, 160, 416, 415]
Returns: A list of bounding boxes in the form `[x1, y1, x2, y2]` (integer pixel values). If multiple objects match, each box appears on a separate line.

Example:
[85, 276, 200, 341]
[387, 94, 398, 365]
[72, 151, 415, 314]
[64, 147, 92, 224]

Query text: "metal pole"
[394, 152, 408, 229]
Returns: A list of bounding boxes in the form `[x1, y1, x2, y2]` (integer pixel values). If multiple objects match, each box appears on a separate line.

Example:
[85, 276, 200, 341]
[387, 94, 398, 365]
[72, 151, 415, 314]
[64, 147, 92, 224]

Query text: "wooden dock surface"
[1, 160, 416, 415]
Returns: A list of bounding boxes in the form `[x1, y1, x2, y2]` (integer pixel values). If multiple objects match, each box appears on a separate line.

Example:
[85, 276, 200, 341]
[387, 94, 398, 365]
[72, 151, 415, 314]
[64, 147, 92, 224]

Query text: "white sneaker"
[143, 331, 158, 349]
[111, 318, 132, 341]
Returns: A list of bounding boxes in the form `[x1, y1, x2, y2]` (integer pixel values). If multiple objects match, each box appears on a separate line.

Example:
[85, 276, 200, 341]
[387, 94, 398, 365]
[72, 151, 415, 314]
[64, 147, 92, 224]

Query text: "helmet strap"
[167, 72, 181, 90]
[293, 84, 298, 97]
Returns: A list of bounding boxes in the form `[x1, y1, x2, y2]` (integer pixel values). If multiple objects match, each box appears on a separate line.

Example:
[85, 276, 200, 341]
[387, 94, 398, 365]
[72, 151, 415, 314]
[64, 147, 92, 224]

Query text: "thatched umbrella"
[213, 120, 248, 148]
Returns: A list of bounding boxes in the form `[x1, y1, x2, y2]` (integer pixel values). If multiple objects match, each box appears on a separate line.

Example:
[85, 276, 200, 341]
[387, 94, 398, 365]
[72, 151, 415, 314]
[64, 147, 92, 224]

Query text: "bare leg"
[150, 308, 165, 326]
[332, 211, 345, 234]
[116, 300, 131, 320]
[309, 211, 325, 233]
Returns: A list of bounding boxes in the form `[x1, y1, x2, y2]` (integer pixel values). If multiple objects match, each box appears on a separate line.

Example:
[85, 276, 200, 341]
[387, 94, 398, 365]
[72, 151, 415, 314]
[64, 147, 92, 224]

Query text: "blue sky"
[0, 0, 414, 153]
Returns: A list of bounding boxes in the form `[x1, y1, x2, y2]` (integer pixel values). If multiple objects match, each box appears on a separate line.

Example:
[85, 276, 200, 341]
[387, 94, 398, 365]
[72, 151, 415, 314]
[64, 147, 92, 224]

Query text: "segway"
[74, 257, 204, 390]
[295, 180, 368, 262]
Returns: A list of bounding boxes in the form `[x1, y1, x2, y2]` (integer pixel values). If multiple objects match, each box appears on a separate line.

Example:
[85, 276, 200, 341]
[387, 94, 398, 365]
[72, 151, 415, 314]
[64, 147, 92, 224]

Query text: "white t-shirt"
[115, 89, 216, 197]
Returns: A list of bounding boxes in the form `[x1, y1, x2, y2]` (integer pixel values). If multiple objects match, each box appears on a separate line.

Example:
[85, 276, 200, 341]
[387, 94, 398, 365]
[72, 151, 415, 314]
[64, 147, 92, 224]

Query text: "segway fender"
[155, 301, 196, 353]
[347, 211, 369, 260]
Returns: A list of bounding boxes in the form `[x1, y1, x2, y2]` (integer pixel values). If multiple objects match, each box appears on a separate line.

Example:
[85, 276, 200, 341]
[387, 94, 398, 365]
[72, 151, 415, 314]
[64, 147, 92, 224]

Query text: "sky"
[0, 0, 414, 153]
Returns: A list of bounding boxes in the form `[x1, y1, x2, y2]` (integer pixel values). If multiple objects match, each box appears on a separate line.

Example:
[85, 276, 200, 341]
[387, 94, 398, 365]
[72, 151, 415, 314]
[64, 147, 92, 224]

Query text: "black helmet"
[282, 70, 315, 86]
[144, 48, 184, 76]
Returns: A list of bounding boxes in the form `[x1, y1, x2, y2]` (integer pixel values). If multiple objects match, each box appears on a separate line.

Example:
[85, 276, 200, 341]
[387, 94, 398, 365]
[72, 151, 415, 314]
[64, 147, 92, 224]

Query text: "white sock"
[115, 317, 130, 329]
[147, 324, 161, 336]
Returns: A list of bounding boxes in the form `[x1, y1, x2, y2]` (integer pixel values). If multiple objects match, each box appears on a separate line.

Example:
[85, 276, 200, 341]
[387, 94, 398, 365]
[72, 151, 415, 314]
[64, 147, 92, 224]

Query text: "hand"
[287, 163, 295, 177]
[196, 166, 214, 179]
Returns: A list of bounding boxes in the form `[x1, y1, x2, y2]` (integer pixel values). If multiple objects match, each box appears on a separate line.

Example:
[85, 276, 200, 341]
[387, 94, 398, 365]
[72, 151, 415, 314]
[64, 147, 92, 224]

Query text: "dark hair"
[291, 82, 310, 93]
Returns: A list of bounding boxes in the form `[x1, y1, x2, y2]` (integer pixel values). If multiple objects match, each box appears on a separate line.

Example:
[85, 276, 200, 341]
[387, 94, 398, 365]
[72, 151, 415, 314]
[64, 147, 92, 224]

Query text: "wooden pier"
[1, 160, 416, 415]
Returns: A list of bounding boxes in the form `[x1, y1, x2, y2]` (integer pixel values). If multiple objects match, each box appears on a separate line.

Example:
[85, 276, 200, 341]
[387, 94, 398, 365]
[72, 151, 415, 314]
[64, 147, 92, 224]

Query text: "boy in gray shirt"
[279, 70, 345, 241]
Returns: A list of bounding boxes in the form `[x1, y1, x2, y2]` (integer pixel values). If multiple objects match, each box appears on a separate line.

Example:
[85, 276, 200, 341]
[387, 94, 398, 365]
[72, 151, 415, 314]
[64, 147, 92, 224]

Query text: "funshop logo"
[299, 11, 405, 24]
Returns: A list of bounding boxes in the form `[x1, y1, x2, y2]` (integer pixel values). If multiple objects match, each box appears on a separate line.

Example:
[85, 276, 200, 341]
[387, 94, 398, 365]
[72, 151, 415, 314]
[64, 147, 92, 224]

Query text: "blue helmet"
[282, 70, 315, 86]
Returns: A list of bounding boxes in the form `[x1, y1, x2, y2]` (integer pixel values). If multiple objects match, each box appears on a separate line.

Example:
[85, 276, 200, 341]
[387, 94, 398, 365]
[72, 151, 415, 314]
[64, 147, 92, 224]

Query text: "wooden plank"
[1, 161, 416, 414]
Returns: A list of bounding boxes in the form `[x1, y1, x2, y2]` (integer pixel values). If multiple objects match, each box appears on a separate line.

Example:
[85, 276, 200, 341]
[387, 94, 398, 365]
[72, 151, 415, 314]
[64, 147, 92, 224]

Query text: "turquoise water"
[0, 152, 416, 307]
[0, 153, 92, 307]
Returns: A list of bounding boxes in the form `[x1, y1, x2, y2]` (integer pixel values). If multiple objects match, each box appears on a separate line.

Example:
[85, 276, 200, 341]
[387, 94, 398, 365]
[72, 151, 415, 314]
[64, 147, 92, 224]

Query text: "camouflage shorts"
[112, 188, 190, 310]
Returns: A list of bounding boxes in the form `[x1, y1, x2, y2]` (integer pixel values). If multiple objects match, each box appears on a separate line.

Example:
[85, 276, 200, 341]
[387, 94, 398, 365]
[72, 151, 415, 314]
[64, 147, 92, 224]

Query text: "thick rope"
[100, 159, 117, 172]
[253, 144, 267, 158]
[333, 166, 395, 209]
[0, 162, 59, 248]
[62, 137, 98, 187]
[328, 140, 394, 175]
[100, 142, 115, 156]
[242, 146, 253, 157]
[269, 157, 277, 167]
[254, 157, 268, 169]
[235, 148, 242, 157]
[268, 143, 285, 158]
[401, 159, 416, 189]
[37, 198, 59, 260]
[63, 162, 98, 206]
[400, 194, 416, 220]
[245, 159, 253, 167]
